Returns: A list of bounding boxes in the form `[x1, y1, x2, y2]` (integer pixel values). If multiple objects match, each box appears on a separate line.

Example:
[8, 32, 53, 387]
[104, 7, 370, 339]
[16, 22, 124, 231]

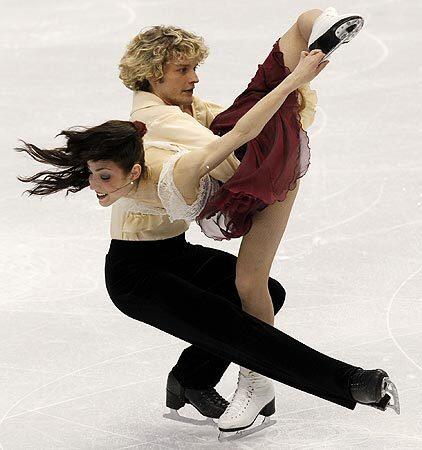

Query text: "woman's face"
[87, 159, 140, 207]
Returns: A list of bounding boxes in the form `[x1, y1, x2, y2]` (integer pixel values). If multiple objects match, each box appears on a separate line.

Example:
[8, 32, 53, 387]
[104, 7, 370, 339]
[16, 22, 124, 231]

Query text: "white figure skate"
[308, 7, 365, 61]
[217, 366, 276, 441]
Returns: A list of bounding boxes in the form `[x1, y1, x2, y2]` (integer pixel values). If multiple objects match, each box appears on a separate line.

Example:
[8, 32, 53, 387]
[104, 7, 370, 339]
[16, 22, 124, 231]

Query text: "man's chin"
[181, 96, 193, 104]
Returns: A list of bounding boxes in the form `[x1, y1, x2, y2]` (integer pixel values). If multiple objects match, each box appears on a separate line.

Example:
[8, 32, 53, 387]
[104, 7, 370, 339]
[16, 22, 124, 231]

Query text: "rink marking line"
[307, 104, 327, 140]
[24, 423, 71, 448]
[294, 178, 362, 221]
[5, 376, 163, 421]
[327, 329, 422, 355]
[116, 1, 137, 24]
[0, 363, 124, 379]
[0, 1, 138, 49]
[328, 29, 389, 82]
[309, 178, 360, 204]
[287, 77, 391, 239]
[284, 298, 378, 310]
[387, 262, 422, 372]
[29, 409, 145, 444]
[0, 342, 177, 428]
[285, 180, 385, 243]
[330, 219, 422, 243]
[0, 308, 120, 316]
[0, 325, 46, 345]
[276, 219, 422, 264]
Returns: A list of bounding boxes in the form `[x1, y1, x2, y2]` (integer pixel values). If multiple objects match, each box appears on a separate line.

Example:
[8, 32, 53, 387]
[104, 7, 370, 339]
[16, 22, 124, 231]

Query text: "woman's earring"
[130, 181, 134, 185]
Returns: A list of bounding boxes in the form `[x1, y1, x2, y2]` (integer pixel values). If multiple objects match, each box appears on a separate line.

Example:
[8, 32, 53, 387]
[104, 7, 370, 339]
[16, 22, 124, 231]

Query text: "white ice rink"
[1, 0, 421, 448]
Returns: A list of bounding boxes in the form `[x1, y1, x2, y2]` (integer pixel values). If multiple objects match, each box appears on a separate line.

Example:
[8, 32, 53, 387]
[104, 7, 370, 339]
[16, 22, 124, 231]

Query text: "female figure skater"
[16, 11, 399, 440]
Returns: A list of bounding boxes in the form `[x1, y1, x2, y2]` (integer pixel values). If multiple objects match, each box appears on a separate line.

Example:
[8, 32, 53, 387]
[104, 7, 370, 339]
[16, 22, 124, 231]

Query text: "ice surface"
[1, 0, 421, 448]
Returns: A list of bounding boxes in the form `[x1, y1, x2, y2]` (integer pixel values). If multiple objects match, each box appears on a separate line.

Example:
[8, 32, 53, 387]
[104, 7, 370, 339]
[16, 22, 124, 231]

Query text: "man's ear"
[147, 75, 164, 89]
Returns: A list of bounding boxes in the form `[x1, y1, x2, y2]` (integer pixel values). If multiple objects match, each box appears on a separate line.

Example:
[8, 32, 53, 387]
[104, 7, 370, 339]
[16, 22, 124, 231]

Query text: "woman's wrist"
[283, 73, 301, 92]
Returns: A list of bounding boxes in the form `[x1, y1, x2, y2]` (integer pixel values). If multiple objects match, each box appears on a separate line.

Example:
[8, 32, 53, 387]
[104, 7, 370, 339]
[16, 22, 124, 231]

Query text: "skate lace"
[202, 388, 229, 408]
[225, 370, 257, 416]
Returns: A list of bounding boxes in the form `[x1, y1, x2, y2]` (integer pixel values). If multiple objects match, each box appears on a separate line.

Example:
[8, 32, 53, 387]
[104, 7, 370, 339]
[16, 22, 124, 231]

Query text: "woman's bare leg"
[235, 181, 300, 325]
[234, 10, 323, 326]
[279, 9, 323, 72]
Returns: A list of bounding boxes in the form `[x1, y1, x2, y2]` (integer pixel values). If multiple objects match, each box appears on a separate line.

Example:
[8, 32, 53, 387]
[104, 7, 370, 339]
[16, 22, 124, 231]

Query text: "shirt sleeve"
[132, 104, 240, 183]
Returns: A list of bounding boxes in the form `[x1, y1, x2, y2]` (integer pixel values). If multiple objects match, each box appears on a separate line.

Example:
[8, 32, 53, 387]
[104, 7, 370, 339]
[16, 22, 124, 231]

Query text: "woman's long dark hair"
[15, 120, 148, 196]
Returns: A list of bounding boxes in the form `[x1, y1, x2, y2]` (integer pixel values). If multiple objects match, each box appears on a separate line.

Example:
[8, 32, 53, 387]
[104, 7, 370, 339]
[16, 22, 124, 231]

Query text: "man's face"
[148, 57, 199, 107]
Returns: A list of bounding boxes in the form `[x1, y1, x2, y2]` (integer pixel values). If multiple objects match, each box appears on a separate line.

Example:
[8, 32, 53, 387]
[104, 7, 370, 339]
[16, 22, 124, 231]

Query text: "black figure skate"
[350, 368, 400, 414]
[163, 370, 229, 426]
[308, 7, 365, 62]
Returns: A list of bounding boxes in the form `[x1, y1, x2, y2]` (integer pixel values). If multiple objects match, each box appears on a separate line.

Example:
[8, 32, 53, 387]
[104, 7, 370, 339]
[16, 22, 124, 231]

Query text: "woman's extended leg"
[279, 9, 323, 71]
[234, 9, 322, 324]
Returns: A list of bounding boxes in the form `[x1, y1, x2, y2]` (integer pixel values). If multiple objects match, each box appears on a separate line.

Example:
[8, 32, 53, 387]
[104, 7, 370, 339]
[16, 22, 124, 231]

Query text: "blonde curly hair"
[119, 25, 209, 92]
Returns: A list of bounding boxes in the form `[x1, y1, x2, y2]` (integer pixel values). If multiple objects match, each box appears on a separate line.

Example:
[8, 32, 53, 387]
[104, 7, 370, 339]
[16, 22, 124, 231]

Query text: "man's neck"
[180, 104, 193, 116]
[151, 91, 193, 116]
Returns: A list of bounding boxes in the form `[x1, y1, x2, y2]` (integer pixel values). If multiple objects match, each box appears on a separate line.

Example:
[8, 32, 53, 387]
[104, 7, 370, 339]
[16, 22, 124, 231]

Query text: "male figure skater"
[116, 6, 367, 437]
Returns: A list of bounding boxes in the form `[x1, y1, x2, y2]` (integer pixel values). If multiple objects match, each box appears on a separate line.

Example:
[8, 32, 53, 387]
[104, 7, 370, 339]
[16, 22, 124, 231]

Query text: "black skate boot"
[349, 368, 400, 414]
[308, 7, 364, 62]
[165, 370, 229, 419]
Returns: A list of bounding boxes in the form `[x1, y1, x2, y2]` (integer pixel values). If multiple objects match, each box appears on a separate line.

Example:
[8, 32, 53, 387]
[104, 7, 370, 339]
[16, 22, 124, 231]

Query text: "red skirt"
[196, 39, 311, 241]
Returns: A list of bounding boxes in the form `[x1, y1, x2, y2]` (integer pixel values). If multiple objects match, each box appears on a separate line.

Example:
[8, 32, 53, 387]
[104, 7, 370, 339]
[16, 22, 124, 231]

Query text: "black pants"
[104, 234, 357, 409]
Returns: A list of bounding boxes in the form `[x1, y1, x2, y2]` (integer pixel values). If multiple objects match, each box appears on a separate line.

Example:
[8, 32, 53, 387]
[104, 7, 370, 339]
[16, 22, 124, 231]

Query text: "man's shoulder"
[130, 92, 183, 125]
[131, 90, 166, 114]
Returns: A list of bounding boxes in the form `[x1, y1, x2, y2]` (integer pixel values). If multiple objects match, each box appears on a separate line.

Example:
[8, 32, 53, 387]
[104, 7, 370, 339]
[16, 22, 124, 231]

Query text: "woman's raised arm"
[176, 49, 328, 183]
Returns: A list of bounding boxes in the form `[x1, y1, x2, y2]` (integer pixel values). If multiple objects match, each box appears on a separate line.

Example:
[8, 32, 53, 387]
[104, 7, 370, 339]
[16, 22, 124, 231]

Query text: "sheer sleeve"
[157, 148, 221, 223]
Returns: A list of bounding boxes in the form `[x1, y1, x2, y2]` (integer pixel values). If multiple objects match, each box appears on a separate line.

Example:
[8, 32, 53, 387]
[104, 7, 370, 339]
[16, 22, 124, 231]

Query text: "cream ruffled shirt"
[110, 84, 317, 241]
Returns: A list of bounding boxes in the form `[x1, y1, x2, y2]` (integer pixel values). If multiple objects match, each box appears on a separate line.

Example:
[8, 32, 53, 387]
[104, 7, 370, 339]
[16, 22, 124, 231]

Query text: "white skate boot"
[308, 7, 365, 61]
[217, 366, 276, 441]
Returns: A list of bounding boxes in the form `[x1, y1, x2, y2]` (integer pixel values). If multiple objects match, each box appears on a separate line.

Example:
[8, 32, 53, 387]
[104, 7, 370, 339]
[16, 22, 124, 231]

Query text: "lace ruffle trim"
[157, 147, 220, 223]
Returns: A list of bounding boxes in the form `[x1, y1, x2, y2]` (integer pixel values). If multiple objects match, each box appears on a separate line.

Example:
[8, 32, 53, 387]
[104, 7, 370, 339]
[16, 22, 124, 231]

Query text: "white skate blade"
[217, 416, 276, 442]
[163, 408, 216, 426]
[383, 378, 400, 415]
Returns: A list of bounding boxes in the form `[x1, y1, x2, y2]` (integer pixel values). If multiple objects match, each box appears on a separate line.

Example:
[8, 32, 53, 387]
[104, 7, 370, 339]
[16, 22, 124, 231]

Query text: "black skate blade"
[368, 378, 400, 415]
[370, 394, 390, 411]
[310, 16, 364, 61]
[218, 416, 276, 442]
[163, 408, 216, 427]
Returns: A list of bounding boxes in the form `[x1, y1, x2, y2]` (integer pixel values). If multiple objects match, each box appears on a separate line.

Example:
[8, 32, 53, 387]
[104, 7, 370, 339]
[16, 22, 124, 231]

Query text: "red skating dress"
[196, 39, 317, 241]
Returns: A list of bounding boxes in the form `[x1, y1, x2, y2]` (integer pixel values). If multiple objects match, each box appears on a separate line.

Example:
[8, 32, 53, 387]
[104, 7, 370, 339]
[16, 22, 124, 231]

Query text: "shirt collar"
[132, 91, 166, 113]
[131, 90, 201, 117]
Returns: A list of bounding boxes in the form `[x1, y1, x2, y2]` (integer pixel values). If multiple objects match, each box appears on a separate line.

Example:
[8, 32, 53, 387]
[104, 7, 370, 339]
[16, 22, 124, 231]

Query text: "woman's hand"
[289, 49, 329, 88]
